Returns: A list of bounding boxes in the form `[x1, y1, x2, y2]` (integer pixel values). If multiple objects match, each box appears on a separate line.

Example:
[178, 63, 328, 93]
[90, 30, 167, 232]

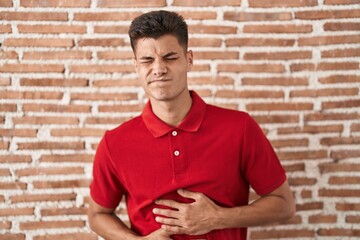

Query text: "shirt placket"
[169, 129, 187, 179]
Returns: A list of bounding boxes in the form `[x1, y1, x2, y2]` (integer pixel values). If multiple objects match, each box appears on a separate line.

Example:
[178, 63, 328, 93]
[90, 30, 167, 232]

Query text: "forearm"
[89, 211, 139, 240]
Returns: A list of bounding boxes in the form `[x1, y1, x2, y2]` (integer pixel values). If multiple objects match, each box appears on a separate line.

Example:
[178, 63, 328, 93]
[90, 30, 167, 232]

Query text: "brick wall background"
[0, 0, 359, 239]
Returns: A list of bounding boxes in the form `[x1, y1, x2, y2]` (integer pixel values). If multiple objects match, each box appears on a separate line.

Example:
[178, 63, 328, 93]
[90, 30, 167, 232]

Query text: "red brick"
[297, 202, 324, 211]
[226, 37, 295, 47]
[329, 176, 360, 185]
[0, 208, 34, 216]
[284, 163, 306, 172]
[20, 0, 91, 7]
[179, 11, 217, 20]
[13, 116, 79, 125]
[216, 90, 284, 99]
[301, 190, 313, 198]
[277, 150, 328, 161]
[71, 92, 138, 101]
[20, 78, 88, 87]
[92, 78, 140, 87]
[51, 128, 105, 137]
[0, 169, 11, 176]
[251, 229, 315, 239]
[22, 104, 90, 113]
[189, 38, 222, 47]
[69, 64, 133, 73]
[173, 0, 241, 6]
[242, 77, 308, 86]
[299, 35, 360, 46]
[40, 154, 94, 163]
[318, 228, 360, 237]
[194, 51, 239, 60]
[0, 91, 63, 100]
[218, 63, 285, 73]
[189, 76, 234, 85]
[253, 114, 299, 124]
[0, 0, 12, 7]
[322, 48, 360, 58]
[271, 138, 309, 148]
[244, 24, 312, 33]
[23, 50, 91, 60]
[244, 51, 312, 60]
[331, 150, 360, 160]
[224, 11, 292, 21]
[3, 38, 73, 47]
[32, 179, 90, 189]
[320, 163, 360, 173]
[17, 24, 87, 33]
[0, 24, 12, 33]
[94, 25, 129, 34]
[249, 0, 317, 7]
[0, 220, 11, 229]
[351, 123, 360, 132]
[0, 141, 9, 149]
[319, 74, 360, 84]
[0, 51, 18, 59]
[337, 203, 360, 211]
[322, 99, 360, 109]
[0, 77, 11, 86]
[189, 25, 237, 34]
[20, 220, 85, 230]
[33, 233, 98, 240]
[0, 11, 68, 21]
[10, 193, 76, 203]
[0, 182, 27, 190]
[74, 12, 141, 21]
[247, 102, 313, 111]
[319, 189, 360, 197]
[324, 22, 360, 31]
[306, 112, 359, 121]
[346, 216, 360, 223]
[289, 177, 317, 186]
[290, 88, 358, 97]
[16, 167, 84, 177]
[41, 207, 87, 216]
[0, 155, 32, 163]
[0, 104, 17, 112]
[0, 128, 37, 137]
[98, 0, 166, 7]
[98, 104, 143, 113]
[325, 0, 360, 4]
[309, 215, 337, 223]
[278, 124, 343, 134]
[321, 136, 360, 146]
[78, 38, 125, 47]
[0, 234, 25, 240]
[18, 142, 84, 150]
[296, 9, 360, 19]
[0, 64, 64, 73]
[318, 61, 359, 71]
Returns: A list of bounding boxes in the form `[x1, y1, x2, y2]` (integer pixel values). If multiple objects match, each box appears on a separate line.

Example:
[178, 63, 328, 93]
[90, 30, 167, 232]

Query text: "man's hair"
[128, 10, 188, 53]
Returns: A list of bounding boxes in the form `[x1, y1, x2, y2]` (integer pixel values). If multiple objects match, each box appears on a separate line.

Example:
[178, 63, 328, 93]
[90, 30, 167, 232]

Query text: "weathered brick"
[33, 233, 98, 240]
[319, 75, 360, 84]
[336, 203, 360, 211]
[189, 38, 222, 47]
[20, 0, 91, 7]
[0, 51, 18, 59]
[40, 154, 94, 163]
[3, 38, 73, 47]
[32, 179, 90, 189]
[41, 207, 87, 216]
[319, 189, 360, 197]
[320, 163, 360, 173]
[0, 208, 34, 216]
[10, 193, 76, 203]
[23, 50, 91, 60]
[244, 51, 312, 60]
[249, 0, 317, 7]
[0, 128, 37, 137]
[78, 38, 125, 47]
[247, 102, 313, 111]
[322, 99, 360, 109]
[15, 167, 84, 176]
[17, 24, 87, 33]
[98, 104, 143, 113]
[13, 116, 79, 125]
[244, 24, 312, 33]
[0, 91, 63, 100]
[329, 176, 360, 185]
[278, 124, 344, 134]
[216, 90, 284, 99]
[70, 92, 138, 101]
[0, 155, 32, 163]
[289, 177, 317, 186]
[251, 229, 315, 239]
[0, 64, 64, 73]
[324, 22, 360, 31]
[226, 37, 295, 47]
[318, 228, 360, 237]
[173, 0, 241, 6]
[20, 78, 88, 87]
[0, 77, 11, 86]
[224, 11, 292, 21]
[296, 9, 360, 19]
[74, 12, 141, 21]
[0, 0, 12, 7]
[321, 48, 360, 58]
[253, 114, 299, 124]
[309, 215, 337, 223]
[297, 202, 324, 211]
[0, 12, 68, 21]
[70, 64, 134, 73]
[17, 142, 85, 150]
[325, 0, 360, 5]
[242, 77, 308, 86]
[0, 234, 25, 240]
[50, 128, 105, 137]
[218, 63, 285, 73]
[20, 220, 85, 230]
[22, 104, 90, 113]
[290, 88, 359, 97]
[331, 150, 360, 160]
[271, 138, 309, 148]
[97, 0, 166, 7]
[277, 150, 328, 161]
[299, 35, 360, 46]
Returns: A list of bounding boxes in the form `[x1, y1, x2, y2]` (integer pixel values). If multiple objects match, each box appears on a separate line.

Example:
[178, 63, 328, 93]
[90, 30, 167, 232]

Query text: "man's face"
[133, 34, 193, 103]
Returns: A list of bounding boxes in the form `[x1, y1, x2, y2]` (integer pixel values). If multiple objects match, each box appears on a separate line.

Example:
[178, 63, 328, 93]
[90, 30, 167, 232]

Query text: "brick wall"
[0, 0, 359, 239]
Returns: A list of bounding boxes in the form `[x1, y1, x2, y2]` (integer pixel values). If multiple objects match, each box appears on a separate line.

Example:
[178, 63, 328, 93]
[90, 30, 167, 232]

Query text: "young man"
[88, 10, 295, 240]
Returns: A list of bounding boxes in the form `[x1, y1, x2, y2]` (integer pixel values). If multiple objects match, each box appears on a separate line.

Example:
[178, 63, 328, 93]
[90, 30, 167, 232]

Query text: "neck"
[150, 90, 192, 127]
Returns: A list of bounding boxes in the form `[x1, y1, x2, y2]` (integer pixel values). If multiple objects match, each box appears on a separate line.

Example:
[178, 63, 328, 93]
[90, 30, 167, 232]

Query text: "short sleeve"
[90, 132, 125, 208]
[241, 114, 286, 195]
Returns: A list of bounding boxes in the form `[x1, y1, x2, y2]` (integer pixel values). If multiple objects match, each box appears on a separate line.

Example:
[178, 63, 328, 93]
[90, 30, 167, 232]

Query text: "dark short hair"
[128, 10, 188, 53]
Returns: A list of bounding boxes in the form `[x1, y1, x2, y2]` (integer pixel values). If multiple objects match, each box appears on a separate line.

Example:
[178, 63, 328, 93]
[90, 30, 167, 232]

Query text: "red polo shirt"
[90, 91, 286, 240]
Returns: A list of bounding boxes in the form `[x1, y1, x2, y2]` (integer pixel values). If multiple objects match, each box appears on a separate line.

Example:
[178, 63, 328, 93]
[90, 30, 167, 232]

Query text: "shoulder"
[104, 115, 144, 142]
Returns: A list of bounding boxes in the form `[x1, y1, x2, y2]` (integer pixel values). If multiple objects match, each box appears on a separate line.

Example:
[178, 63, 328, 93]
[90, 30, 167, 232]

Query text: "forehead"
[134, 34, 185, 57]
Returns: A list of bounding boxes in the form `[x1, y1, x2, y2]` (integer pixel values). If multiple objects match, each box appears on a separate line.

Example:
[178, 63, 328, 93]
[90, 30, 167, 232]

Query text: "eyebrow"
[139, 51, 179, 60]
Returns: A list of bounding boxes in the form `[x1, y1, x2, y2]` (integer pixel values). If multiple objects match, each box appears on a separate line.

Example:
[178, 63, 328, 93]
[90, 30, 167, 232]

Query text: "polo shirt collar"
[142, 91, 206, 138]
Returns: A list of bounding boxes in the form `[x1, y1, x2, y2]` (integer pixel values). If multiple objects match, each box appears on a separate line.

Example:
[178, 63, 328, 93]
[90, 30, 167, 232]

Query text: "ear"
[187, 50, 193, 72]
[133, 57, 139, 73]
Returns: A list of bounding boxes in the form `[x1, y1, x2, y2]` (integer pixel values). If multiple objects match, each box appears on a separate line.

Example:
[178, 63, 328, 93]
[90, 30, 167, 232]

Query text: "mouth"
[148, 79, 170, 85]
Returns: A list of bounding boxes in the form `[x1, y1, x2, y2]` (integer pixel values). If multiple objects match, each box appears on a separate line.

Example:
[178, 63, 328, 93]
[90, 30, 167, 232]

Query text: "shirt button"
[172, 131, 178, 136]
[174, 150, 180, 156]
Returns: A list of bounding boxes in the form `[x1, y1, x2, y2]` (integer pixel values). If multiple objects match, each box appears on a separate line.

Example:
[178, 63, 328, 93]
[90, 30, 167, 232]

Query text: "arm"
[153, 181, 295, 235]
[88, 197, 172, 240]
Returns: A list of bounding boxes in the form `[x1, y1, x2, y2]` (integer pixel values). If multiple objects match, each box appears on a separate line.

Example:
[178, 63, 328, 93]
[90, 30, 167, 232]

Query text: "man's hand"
[141, 228, 172, 240]
[153, 189, 221, 236]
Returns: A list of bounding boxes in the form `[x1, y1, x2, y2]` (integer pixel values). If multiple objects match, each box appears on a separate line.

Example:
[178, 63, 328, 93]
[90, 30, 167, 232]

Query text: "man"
[88, 10, 295, 240]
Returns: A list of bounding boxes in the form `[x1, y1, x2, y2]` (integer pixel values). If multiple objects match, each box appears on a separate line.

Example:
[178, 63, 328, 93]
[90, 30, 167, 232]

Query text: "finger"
[155, 199, 182, 209]
[155, 216, 179, 226]
[153, 208, 180, 218]
[161, 224, 185, 235]
[177, 188, 202, 200]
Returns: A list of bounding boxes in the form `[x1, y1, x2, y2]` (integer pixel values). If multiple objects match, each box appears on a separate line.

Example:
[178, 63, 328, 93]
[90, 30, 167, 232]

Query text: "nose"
[153, 59, 167, 76]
